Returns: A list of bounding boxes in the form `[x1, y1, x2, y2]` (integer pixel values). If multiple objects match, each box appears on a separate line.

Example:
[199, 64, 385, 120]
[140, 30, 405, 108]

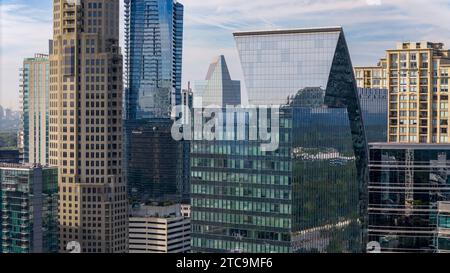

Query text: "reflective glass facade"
[127, 119, 187, 203]
[235, 29, 340, 106]
[124, 0, 187, 204]
[194, 55, 241, 107]
[191, 28, 368, 253]
[369, 144, 450, 253]
[0, 164, 58, 253]
[358, 88, 388, 142]
[20, 55, 50, 165]
[124, 0, 184, 119]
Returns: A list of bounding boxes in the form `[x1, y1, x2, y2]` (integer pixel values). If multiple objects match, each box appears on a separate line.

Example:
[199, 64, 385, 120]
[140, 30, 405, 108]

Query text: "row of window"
[192, 211, 291, 229]
[192, 197, 291, 214]
[191, 171, 291, 186]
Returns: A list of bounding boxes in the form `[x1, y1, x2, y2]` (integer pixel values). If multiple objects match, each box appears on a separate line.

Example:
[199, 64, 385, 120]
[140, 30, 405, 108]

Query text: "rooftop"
[130, 203, 184, 218]
[233, 26, 342, 37]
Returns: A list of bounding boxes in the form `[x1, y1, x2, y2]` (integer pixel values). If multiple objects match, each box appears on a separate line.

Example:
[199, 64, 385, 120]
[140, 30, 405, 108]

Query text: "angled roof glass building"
[190, 27, 369, 253]
[0, 164, 58, 253]
[193, 55, 241, 107]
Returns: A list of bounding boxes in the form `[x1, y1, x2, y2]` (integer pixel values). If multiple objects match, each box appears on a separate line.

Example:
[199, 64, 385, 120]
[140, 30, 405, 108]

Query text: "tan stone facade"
[355, 42, 450, 143]
[49, 0, 127, 253]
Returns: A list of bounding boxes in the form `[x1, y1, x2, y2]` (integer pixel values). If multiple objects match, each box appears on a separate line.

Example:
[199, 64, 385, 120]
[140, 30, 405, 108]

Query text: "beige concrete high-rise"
[20, 54, 50, 164]
[49, 0, 128, 253]
[355, 42, 450, 143]
[354, 59, 387, 89]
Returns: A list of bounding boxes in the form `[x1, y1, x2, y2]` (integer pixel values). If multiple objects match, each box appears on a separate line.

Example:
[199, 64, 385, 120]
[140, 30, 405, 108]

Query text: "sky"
[2, 0, 450, 110]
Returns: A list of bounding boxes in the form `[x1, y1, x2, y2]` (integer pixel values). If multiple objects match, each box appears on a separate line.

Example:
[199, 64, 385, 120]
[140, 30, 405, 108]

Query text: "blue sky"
[2, 0, 450, 109]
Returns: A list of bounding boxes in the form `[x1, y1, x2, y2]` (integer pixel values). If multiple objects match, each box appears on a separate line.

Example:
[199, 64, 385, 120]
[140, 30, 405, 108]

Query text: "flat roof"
[233, 26, 342, 37]
[369, 142, 450, 150]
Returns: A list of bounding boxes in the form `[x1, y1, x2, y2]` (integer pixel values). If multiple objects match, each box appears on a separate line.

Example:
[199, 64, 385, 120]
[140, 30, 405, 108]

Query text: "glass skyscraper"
[124, 0, 187, 204]
[0, 164, 58, 253]
[190, 27, 369, 253]
[127, 118, 186, 203]
[124, 0, 184, 119]
[369, 143, 450, 253]
[436, 202, 450, 252]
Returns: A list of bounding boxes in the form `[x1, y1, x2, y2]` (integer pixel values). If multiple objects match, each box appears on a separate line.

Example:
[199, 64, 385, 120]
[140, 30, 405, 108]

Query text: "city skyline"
[2, 0, 450, 256]
[2, 0, 450, 110]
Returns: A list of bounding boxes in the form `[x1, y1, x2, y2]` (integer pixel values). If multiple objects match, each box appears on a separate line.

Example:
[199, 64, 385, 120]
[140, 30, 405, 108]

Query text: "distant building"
[0, 105, 4, 120]
[127, 118, 187, 203]
[0, 163, 58, 253]
[358, 88, 388, 142]
[4, 109, 12, 120]
[356, 42, 450, 143]
[20, 53, 50, 164]
[354, 61, 387, 89]
[129, 203, 190, 253]
[369, 143, 450, 253]
[124, 0, 188, 207]
[49, 0, 128, 253]
[193, 55, 241, 107]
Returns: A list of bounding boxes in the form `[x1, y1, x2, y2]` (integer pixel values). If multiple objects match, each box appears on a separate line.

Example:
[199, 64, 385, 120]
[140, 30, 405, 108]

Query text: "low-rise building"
[129, 203, 190, 253]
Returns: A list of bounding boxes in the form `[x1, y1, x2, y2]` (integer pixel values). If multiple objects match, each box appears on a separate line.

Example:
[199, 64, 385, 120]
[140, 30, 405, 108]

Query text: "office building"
[19, 54, 50, 164]
[124, 0, 184, 119]
[356, 42, 450, 143]
[190, 27, 368, 253]
[49, 0, 128, 253]
[368, 143, 450, 253]
[127, 118, 186, 203]
[0, 163, 58, 253]
[129, 203, 190, 253]
[358, 88, 388, 142]
[354, 60, 387, 89]
[124, 0, 188, 204]
[436, 201, 450, 252]
[193, 55, 241, 107]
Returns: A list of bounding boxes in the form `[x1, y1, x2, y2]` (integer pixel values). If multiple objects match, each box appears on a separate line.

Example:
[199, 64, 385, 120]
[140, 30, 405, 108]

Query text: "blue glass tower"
[124, 0, 187, 204]
[125, 0, 184, 119]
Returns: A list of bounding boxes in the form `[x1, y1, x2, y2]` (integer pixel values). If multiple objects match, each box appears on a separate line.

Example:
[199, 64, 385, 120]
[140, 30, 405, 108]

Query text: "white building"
[129, 204, 191, 253]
